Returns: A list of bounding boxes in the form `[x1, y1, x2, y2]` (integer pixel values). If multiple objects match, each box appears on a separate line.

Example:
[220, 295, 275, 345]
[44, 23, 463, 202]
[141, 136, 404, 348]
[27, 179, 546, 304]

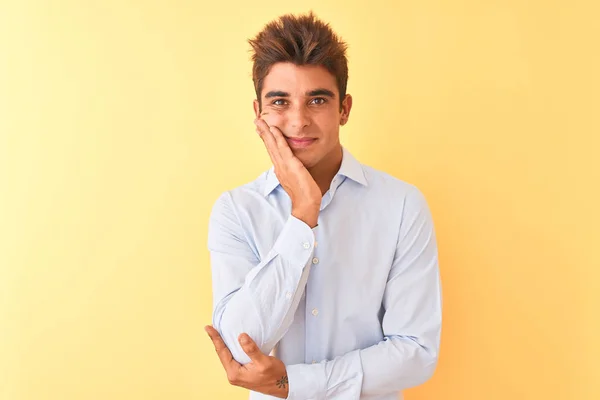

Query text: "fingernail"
[240, 334, 249, 344]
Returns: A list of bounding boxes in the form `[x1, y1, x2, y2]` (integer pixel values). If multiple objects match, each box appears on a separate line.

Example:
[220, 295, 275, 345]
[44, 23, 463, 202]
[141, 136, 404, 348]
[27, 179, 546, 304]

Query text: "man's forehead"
[261, 63, 338, 96]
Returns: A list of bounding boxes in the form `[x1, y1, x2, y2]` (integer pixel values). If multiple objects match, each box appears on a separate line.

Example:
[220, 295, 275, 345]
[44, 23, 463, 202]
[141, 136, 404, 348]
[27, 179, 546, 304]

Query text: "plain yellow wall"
[1, 1, 598, 399]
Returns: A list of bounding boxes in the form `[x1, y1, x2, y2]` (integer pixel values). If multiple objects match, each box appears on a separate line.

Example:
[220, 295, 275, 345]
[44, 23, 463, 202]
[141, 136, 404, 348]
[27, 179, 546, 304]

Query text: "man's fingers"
[205, 325, 237, 370]
[255, 118, 282, 165]
[239, 333, 266, 363]
[268, 125, 295, 160]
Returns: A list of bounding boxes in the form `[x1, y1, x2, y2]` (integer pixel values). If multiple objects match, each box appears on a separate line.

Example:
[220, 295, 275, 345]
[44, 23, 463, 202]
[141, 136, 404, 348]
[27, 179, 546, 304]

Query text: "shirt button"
[303, 242, 310, 249]
[286, 292, 292, 299]
[312, 257, 319, 264]
[312, 308, 319, 316]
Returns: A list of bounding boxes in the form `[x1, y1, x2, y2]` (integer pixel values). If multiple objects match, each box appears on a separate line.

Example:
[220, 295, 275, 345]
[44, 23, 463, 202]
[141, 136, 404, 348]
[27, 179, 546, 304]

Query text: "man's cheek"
[262, 113, 287, 135]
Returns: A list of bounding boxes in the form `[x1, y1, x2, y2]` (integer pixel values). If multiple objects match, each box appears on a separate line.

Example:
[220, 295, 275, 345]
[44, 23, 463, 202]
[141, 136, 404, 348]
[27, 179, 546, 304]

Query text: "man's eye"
[272, 99, 287, 106]
[310, 97, 327, 105]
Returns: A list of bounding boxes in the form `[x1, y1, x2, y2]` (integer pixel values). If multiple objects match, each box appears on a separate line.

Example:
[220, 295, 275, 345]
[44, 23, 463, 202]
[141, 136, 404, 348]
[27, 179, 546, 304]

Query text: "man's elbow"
[212, 308, 253, 364]
[213, 306, 273, 365]
[410, 349, 438, 387]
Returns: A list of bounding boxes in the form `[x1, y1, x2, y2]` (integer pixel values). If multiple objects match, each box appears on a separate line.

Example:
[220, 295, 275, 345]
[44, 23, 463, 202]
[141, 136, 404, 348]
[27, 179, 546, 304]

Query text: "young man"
[205, 12, 442, 400]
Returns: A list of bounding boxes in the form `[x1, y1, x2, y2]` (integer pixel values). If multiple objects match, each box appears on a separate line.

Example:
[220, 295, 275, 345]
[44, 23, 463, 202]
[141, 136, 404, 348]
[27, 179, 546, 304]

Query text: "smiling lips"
[286, 137, 316, 149]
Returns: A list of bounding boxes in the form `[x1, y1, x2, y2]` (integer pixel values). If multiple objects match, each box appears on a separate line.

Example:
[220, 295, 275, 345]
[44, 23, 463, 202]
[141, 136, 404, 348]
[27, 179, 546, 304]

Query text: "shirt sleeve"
[208, 191, 318, 364]
[285, 187, 442, 399]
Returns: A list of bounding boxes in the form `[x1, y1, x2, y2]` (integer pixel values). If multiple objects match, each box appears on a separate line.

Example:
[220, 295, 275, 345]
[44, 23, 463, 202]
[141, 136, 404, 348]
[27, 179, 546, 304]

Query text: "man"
[205, 11, 442, 400]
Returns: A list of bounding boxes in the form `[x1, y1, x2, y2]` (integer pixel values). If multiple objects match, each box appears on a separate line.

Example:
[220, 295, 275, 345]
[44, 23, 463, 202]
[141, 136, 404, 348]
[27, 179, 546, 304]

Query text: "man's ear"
[340, 94, 353, 126]
[253, 99, 261, 118]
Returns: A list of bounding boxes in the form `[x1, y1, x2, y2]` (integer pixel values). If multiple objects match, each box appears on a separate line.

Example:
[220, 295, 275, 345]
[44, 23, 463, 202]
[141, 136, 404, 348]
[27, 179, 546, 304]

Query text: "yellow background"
[1, 1, 598, 399]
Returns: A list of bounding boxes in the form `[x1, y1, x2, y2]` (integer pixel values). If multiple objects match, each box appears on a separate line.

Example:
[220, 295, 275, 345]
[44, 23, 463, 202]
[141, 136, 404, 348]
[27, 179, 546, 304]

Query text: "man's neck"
[307, 145, 343, 196]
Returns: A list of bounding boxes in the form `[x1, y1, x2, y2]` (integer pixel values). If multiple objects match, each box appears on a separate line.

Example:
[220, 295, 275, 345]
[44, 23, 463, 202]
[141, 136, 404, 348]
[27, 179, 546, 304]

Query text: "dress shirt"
[208, 146, 442, 400]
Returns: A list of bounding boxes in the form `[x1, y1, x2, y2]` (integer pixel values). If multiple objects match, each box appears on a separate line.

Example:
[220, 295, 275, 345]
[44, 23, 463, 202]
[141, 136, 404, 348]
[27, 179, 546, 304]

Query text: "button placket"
[304, 231, 320, 364]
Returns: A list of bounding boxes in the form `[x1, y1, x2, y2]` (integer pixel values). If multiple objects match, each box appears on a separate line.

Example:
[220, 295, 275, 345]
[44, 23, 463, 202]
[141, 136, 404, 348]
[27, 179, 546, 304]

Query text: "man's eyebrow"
[307, 89, 335, 98]
[264, 89, 336, 98]
[265, 91, 289, 98]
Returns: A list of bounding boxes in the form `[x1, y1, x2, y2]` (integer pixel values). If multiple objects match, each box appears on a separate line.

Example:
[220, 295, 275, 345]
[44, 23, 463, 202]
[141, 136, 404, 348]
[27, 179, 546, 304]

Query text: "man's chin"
[294, 152, 318, 169]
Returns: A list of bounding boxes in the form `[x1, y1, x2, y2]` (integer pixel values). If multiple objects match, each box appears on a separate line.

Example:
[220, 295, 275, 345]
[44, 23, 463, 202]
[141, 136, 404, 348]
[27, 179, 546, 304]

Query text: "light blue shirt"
[208, 147, 442, 400]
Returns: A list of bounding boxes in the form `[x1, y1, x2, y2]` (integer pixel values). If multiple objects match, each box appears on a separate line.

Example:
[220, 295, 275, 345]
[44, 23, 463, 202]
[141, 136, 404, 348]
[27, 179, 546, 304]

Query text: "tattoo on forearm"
[276, 375, 288, 389]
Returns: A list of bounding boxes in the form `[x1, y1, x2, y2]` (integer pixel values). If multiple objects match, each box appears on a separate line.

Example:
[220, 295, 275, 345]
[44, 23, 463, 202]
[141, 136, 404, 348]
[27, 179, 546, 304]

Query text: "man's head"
[249, 12, 352, 169]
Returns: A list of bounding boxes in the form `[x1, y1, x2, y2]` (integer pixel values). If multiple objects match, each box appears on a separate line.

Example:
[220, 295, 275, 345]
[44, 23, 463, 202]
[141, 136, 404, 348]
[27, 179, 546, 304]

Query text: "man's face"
[253, 62, 352, 169]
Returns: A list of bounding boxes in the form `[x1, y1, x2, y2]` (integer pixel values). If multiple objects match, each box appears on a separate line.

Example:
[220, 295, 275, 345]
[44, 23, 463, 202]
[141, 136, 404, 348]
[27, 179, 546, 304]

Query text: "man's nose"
[287, 105, 311, 130]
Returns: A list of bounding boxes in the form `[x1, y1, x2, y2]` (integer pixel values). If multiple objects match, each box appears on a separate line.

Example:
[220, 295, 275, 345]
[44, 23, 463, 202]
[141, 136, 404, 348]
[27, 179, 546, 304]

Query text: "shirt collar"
[262, 146, 368, 197]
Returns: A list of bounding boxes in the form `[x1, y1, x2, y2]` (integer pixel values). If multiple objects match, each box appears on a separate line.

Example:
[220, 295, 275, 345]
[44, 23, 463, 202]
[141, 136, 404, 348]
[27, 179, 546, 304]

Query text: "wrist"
[291, 206, 319, 228]
[270, 364, 289, 399]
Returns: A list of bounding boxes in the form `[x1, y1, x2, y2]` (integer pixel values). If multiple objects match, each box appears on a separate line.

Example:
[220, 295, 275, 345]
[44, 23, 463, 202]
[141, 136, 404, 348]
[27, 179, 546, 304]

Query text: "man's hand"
[205, 325, 290, 399]
[254, 117, 321, 228]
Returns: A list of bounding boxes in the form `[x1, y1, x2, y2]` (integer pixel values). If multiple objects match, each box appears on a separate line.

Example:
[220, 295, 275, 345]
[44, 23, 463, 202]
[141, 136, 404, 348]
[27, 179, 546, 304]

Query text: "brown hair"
[248, 11, 349, 111]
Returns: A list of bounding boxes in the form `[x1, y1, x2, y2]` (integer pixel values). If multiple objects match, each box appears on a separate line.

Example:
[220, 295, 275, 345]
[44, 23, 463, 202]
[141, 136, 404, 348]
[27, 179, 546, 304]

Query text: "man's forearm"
[212, 214, 317, 364]
[285, 335, 438, 400]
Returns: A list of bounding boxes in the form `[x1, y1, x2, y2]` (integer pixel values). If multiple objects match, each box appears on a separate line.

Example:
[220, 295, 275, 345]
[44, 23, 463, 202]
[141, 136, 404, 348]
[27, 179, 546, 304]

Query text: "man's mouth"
[286, 137, 317, 149]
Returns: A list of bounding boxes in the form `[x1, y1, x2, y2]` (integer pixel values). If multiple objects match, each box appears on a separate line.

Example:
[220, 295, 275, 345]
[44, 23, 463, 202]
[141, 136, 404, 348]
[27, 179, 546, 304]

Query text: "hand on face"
[254, 114, 321, 227]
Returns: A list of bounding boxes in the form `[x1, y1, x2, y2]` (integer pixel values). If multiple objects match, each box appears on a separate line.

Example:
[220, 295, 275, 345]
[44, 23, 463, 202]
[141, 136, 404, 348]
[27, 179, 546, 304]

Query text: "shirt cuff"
[285, 362, 326, 400]
[272, 215, 317, 267]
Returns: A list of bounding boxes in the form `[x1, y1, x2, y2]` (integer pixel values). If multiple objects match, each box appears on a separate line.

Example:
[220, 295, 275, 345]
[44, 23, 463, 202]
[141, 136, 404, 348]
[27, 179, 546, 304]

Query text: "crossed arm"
[207, 186, 442, 399]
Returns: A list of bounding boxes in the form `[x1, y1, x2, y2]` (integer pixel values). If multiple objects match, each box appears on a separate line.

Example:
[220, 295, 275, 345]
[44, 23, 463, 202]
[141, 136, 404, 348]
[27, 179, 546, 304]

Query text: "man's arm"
[205, 326, 291, 399]
[209, 191, 317, 365]
[285, 187, 442, 399]
[209, 117, 322, 365]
